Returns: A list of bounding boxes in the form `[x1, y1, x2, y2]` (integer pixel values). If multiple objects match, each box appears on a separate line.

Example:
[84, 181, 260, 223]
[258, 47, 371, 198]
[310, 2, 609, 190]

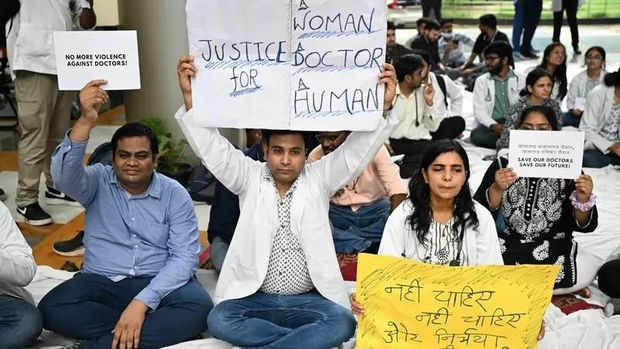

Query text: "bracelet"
[570, 190, 596, 212]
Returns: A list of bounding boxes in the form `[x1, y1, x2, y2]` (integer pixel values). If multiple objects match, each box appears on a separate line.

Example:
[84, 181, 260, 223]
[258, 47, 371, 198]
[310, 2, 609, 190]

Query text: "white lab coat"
[0, 202, 37, 304]
[429, 72, 463, 117]
[579, 85, 616, 153]
[472, 71, 525, 127]
[552, 0, 586, 12]
[566, 69, 606, 111]
[379, 200, 504, 266]
[176, 107, 398, 308]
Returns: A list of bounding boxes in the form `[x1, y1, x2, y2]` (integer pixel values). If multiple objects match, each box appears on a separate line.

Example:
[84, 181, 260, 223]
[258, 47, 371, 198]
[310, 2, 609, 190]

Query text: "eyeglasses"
[315, 133, 347, 143]
[484, 55, 501, 62]
[520, 124, 552, 131]
[586, 55, 603, 60]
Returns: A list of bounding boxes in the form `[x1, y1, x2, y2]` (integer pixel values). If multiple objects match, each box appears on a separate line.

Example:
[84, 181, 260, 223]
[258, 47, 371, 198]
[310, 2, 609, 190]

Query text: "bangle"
[570, 190, 596, 212]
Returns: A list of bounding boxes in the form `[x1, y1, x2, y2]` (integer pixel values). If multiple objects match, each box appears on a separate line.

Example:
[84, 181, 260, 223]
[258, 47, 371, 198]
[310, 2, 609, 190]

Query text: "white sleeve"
[566, 74, 580, 110]
[444, 76, 463, 116]
[378, 202, 409, 258]
[579, 87, 613, 153]
[175, 106, 260, 195]
[0, 202, 36, 286]
[474, 203, 504, 265]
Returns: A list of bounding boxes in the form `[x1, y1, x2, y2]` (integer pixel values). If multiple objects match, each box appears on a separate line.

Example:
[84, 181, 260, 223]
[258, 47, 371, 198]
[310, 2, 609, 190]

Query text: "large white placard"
[508, 130, 585, 179]
[54, 31, 140, 91]
[186, 0, 386, 130]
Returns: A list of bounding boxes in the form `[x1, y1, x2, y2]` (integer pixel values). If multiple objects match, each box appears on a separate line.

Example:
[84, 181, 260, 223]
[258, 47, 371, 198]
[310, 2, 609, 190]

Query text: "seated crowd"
[2, 13, 620, 349]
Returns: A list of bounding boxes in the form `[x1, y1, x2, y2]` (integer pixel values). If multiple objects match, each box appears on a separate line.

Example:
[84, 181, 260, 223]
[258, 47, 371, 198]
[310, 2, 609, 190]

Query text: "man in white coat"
[0, 201, 42, 349]
[175, 55, 398, 348]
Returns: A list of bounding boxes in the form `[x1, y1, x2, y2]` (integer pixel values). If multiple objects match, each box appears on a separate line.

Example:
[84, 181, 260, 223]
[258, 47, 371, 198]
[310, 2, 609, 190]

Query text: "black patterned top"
[474, 159, 598, 288]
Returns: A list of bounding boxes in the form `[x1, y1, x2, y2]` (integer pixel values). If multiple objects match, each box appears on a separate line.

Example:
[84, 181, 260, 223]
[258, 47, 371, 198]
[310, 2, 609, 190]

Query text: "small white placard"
[54, 30, 141, 90]
[508, 130, 585, 179]
[574, 97, 586, 111]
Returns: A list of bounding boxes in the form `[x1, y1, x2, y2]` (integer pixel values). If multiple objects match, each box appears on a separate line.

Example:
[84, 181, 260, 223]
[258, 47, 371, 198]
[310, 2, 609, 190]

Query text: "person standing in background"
[552, 0, 584, 54]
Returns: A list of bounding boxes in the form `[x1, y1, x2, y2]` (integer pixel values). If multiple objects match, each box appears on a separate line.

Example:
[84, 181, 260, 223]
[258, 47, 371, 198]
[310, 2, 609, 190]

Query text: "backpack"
[87, 142, 113, 166]
[185, 164, 216, 204]
[0, 0, 20, 31]
[435, 73, 449, 108]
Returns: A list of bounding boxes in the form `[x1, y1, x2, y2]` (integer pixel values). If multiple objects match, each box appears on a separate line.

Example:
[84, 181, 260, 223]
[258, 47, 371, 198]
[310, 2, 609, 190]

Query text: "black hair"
[261, 129, 308, 149]
[409, 49, 430, 65]
[584, 46, 606, 63]
[478, 14, 497, 29]
[520, 68, 553, 97]
[439, 19, 454, 27]
[112, 122, 159, 159]
[539, 42, 567, 100]
[416, 17, 429, 27]
[518, 105, 560, 131]
[407, 139, 479, 245]
[424, 19, 441, 31]
[395, 53, 425, 82]
[484, 41, 513, 67]
[387, 20, 396, 31]
[603, 67, 620, 87]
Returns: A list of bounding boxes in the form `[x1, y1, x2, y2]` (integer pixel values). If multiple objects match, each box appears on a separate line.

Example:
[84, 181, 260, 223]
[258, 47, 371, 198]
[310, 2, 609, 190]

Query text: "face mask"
[442, 32, 453, 40]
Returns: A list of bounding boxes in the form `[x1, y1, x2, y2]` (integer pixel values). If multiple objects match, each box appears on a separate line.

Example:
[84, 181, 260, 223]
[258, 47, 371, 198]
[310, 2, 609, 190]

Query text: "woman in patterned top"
[496, 68, 562, 151]
[474, 105, 599, 295]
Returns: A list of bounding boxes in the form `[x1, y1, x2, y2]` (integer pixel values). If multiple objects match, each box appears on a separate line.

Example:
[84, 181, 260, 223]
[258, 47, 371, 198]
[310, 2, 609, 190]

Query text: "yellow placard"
[356, 253, 560, 349]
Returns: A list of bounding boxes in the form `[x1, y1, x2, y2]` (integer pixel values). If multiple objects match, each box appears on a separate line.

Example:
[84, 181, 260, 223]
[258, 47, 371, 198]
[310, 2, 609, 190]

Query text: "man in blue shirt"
[38, 80, 213, 349]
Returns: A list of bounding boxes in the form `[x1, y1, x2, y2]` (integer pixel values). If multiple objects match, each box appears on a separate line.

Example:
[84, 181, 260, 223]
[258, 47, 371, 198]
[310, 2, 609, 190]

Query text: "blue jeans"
[561, 111, 581, 128]
[38, 273, 213, 349]
[329, 199, 390, 253]
[512, 0, 526, 51]
[582, 149, 620, 168]
[207, 291, 356, 349]
[470, 124, 501, 149]
[0, 295, 43, 349]
[210, 236, 230, 272]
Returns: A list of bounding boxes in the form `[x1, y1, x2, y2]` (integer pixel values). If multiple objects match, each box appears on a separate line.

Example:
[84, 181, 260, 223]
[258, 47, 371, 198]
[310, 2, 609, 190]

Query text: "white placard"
[574, 97, 586, 111]
[186, 0, 386, 131]
[508, 130, 585, 179]
[54, 31, 141, 90]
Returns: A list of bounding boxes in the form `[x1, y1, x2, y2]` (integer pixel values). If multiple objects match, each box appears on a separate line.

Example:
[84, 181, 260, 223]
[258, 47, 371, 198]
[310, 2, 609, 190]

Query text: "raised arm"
[51, 80, 109, 205]
[175, 55, 259, 195]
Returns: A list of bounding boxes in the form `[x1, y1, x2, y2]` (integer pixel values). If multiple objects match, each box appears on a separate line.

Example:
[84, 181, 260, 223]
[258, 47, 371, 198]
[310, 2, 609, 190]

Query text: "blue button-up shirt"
[51, 134, 200, 310]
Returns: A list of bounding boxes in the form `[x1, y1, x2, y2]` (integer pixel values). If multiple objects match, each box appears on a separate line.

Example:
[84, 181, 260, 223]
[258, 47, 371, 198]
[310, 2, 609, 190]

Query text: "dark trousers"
[38, 273, 213, 349]
[552, 0, 579, 49]
[521, 0, 543, 54]
[390, 116, 465, 178]
[421, 0, 442, 20]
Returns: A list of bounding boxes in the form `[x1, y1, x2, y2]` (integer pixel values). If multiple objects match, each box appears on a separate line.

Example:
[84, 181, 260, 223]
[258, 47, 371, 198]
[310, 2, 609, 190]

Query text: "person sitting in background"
[496, 68, 562, 150]
[470, 41, 525, 149]
[308, 132, 407, 254]
[458, 14, 511, 90]
[39, 81, 213, 348]
[410, 19, 444, 73]
[438, 18, 475, 69]
[564, 46, 607, 128]
[390, 54, 440, 177]
[475, 105, 599, 296]
[410, 49, 465, 138]
[580, 67, 620, 168]
[0, 201, 43, 349]
[386, 20, 412, 65]
[405, 17, 430, 48]
[532, 42, 568, 104]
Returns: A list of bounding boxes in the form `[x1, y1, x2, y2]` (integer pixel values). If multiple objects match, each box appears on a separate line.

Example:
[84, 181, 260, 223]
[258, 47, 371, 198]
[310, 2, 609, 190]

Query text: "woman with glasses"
[474, 105, 599, 296]
[564, 46, 607, 128]
[496, 68, 562, 150]
[580, 67, 620, 168]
